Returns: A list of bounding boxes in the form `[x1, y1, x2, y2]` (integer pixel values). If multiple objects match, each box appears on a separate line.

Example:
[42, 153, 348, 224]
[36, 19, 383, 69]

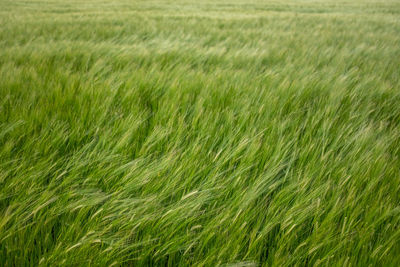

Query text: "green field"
[1, 0, 400, 265]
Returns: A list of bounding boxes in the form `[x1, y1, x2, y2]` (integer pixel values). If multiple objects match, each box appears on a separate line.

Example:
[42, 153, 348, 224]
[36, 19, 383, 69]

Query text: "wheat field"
[0, 0, 400, 266]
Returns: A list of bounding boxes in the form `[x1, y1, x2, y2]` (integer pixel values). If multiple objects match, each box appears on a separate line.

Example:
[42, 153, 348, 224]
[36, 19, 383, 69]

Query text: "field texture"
[1, 0, 400, 266]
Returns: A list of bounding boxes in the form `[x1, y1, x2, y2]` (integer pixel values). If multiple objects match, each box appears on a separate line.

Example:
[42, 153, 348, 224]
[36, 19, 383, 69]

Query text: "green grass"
[1, 0, 400, 265]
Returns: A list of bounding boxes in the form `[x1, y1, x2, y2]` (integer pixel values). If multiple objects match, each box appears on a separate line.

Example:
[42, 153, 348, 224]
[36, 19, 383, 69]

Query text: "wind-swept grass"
[1, 0, 400, 266]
